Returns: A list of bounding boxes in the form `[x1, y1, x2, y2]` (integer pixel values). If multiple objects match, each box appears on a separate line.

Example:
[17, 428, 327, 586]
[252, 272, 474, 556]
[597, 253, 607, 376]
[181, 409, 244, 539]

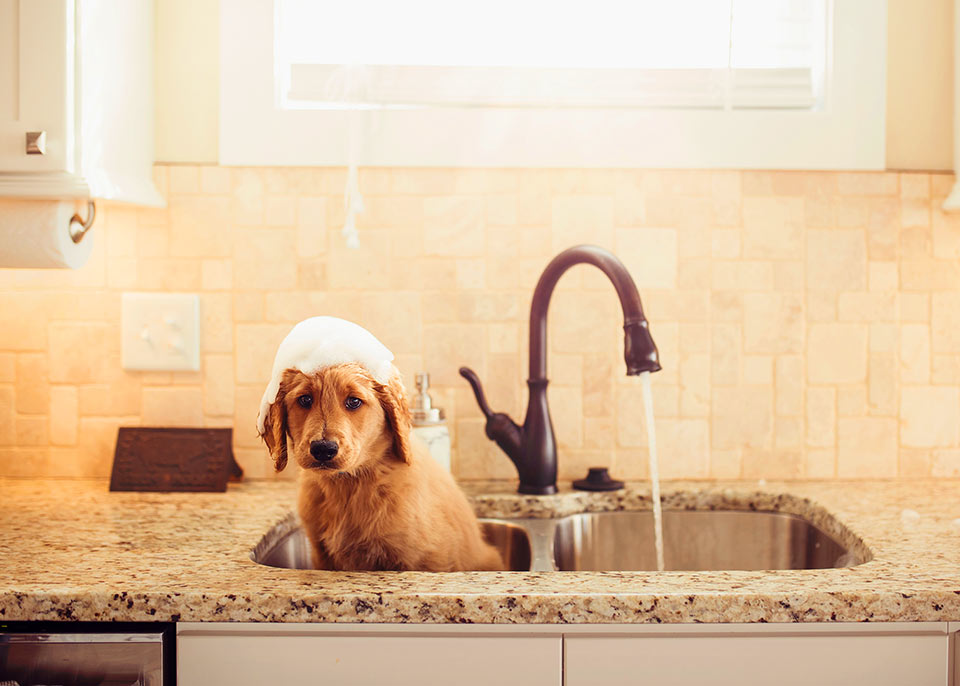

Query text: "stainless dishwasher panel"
[0, 627, 169, 686]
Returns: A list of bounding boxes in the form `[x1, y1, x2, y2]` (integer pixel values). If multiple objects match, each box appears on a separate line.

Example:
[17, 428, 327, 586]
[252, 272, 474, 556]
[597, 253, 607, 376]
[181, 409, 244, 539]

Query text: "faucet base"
[518, 483, 558, 495]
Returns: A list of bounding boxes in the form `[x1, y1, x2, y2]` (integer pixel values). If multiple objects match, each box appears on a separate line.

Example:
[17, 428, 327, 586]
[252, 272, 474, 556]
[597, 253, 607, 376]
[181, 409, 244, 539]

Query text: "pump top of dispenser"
[411, 372, 445, 425]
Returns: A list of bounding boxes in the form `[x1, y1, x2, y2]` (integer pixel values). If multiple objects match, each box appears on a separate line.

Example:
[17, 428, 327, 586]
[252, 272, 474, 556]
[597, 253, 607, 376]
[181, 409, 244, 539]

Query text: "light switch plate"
[122, 293, 201, 371]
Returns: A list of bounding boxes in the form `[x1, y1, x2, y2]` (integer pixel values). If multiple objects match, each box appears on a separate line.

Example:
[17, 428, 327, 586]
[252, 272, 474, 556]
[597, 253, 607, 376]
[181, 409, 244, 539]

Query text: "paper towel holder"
[69, 200, 96, 244]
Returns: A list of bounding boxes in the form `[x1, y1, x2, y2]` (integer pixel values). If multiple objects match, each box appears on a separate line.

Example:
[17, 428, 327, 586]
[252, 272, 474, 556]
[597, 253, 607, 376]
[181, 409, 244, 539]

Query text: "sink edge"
[251, 488, 873, 572]
[467, 486, 874, 565]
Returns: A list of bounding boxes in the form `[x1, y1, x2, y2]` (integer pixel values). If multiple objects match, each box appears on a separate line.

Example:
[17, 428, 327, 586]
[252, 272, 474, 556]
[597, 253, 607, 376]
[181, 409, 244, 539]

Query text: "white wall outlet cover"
[122, 293, 201, 371]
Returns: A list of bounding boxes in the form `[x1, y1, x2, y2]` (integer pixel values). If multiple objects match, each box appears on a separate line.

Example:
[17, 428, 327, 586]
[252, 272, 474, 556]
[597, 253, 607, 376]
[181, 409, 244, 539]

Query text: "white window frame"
[220, 0, 886, 169]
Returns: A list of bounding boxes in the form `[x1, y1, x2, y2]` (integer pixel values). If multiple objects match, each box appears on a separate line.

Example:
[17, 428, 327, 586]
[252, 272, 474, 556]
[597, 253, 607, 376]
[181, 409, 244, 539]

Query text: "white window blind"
[277, 0, 827, 110]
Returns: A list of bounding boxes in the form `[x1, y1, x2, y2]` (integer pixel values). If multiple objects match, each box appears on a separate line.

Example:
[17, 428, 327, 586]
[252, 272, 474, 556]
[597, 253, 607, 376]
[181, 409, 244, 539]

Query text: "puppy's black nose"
[310, 440, 339, 462]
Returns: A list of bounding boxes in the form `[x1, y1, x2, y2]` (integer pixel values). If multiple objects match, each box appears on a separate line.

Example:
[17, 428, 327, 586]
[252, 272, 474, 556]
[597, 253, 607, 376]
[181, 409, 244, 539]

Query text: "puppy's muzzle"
[310, 439, 339, 465]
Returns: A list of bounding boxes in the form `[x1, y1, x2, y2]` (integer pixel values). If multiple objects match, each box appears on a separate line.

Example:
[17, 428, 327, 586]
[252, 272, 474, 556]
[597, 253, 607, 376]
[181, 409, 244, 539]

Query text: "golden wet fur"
[260, 363, 504, 572]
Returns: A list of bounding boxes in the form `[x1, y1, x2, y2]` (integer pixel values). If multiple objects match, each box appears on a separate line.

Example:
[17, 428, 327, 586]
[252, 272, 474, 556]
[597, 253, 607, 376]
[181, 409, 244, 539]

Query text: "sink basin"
[252, 515, 533, 571]
[252, 508, 863, 572]
[552, 511, 859, 571]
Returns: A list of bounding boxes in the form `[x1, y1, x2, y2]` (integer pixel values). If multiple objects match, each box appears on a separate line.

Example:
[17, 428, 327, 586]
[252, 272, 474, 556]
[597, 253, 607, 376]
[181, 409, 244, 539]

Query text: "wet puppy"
[260, 363, 504, 572]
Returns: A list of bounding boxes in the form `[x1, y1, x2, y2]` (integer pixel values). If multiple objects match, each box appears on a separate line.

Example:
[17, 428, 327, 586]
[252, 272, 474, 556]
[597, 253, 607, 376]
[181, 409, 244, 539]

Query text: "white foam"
[256, 317, 395, 434]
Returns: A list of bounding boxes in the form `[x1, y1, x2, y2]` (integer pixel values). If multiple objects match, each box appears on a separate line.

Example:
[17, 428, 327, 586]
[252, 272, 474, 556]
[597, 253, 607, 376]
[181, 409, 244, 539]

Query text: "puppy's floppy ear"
[376, 373, 413, 464]
[260, 390, 289, 472]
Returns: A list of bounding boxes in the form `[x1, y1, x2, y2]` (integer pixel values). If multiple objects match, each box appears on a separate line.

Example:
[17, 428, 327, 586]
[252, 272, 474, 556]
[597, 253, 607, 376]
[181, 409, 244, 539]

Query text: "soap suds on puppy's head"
[256, 316, 395, 434]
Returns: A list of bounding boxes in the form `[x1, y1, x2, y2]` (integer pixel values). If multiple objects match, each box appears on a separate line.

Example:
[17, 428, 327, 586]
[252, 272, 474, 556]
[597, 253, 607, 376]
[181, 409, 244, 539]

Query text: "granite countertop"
[2, 477, 959, 624]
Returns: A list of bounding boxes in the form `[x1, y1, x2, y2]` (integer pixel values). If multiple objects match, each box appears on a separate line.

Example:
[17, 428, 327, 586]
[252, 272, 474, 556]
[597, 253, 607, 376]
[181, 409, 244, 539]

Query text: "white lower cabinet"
[565, 632, 949, 686]
[178, 622, 954, 686]
[177, 628, 561, 686]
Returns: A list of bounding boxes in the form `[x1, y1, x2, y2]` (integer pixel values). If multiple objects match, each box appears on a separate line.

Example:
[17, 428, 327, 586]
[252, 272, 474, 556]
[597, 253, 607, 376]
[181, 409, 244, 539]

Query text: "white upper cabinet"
[0, 0, 162, 206]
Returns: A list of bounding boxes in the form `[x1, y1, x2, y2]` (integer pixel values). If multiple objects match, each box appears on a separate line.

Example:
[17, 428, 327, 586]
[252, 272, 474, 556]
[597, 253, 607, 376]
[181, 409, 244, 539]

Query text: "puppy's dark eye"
[296, 395, 313, 409]
[345, 396, 362, 410]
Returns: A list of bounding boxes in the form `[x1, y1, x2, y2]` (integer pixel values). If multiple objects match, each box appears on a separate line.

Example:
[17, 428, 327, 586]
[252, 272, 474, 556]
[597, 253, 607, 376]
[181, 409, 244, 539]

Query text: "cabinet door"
[565, 634, 949, 686]
[179, 634, 561, 686]
[954, 630, 960, 686]
[0, 0, 72, 173]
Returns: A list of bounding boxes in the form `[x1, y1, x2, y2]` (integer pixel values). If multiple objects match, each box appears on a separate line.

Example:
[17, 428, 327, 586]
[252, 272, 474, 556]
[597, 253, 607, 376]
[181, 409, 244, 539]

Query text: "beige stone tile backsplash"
[1, 166, 959, 482]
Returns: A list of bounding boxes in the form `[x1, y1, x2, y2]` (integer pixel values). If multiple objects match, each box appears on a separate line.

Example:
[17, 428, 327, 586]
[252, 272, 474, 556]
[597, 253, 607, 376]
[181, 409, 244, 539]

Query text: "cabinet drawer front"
[565, 634, 948, 686]
[179, 634, 561, 686]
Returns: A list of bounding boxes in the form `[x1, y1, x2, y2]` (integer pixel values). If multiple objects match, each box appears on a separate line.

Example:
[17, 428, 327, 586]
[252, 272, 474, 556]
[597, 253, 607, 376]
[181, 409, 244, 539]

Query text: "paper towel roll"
[0, 199, 94, 269]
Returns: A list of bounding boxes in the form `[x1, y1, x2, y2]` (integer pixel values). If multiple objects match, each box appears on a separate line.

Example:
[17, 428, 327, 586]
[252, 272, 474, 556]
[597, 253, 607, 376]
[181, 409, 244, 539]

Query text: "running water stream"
[640, 371, 665, 572]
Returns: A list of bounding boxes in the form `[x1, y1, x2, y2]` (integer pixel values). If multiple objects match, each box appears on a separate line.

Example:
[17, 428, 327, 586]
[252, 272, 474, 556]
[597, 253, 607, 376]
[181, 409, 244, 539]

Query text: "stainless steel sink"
[252, 515, 533, 571]
[552, 511, 859, 571]
[252, 509, 863, 572]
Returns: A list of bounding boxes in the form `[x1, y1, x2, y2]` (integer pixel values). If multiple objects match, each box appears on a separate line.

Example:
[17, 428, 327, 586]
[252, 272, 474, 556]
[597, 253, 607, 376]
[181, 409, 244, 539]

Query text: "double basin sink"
[254, 508, 864, 572]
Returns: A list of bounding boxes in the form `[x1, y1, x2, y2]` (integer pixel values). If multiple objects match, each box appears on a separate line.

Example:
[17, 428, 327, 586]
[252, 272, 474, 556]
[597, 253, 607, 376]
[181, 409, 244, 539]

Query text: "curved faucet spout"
[529, 245, 661, 381]
[460, 244, 662, 495]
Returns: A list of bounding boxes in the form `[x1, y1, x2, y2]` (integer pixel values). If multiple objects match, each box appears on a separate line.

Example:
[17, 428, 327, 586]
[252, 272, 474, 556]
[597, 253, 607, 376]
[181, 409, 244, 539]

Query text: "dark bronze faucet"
[459, 245, 661, 495]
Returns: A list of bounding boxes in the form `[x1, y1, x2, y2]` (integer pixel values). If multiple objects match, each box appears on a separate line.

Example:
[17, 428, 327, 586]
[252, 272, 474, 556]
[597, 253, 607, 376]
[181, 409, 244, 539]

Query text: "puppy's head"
[260, 363, 412, 476]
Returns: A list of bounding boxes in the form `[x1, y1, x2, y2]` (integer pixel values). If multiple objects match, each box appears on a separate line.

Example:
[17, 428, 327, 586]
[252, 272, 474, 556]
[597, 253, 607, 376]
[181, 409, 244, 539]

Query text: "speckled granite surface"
[2, 478, 959, 624]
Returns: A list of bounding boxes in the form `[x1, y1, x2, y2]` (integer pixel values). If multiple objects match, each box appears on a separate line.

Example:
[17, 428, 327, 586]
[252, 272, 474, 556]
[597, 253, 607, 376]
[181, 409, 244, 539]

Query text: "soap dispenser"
[410, 372, 451, 471]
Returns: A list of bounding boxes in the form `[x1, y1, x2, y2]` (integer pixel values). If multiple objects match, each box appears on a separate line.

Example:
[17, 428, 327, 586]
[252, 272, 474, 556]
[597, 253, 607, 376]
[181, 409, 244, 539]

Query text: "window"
[279, 0, 826, 111]
[221, 0, 886, 168]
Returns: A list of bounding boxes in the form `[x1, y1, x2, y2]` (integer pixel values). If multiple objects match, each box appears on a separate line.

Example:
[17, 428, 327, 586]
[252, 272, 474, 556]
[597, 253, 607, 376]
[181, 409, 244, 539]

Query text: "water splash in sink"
[640, 371, 665, 572]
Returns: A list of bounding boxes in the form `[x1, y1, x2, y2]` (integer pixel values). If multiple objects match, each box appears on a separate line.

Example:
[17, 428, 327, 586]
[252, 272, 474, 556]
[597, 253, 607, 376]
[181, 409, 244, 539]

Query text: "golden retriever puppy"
[260, 363, 504, 572]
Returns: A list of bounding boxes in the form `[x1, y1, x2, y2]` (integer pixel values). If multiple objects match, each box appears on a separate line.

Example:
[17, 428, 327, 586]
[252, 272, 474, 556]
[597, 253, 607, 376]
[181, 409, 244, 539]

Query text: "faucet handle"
[458, 367, 494, 419]
[458, 366, 524, 464]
